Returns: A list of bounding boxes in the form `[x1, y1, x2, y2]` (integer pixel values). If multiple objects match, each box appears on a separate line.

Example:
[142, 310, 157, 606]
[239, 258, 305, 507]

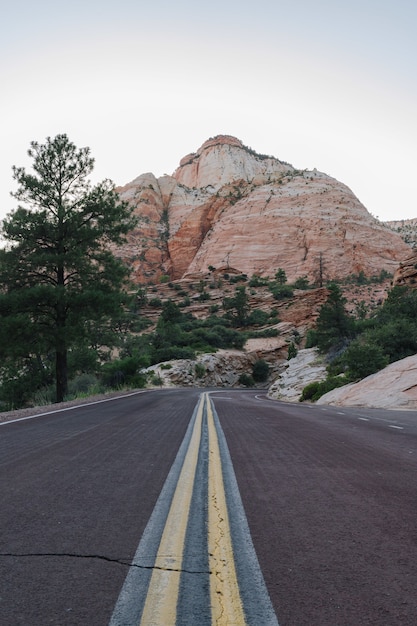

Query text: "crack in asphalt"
[0, 552, 210, 574]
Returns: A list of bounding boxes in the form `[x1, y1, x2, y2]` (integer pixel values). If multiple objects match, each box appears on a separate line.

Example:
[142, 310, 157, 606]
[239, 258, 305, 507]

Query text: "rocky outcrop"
[393, 249, 417, 287]
[116, 135, 411, 284]
[268, 348, 327, 402]
[144, 350, 258, 387]
[317, 354, 417, 409]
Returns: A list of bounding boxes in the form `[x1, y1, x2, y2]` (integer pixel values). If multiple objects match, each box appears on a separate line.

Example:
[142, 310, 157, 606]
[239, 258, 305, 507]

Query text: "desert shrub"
[287, 342, 298, 360]
[293, 276, 310, 289]
[300, 376, 347, 402]
[195, 363, 206, 378]
[101, 356, 147, 389]
[67, 373, 101, 397]
[270, 285, 294, 300]
[247, 309, 270, 326]
[238, 373, 255, 387]
[252, 359, 270, 382]
[148, 297, 163, 308]
[342, 341, 389, 380]
[249, 275, 268, 287]
[300, 381, 320, 401]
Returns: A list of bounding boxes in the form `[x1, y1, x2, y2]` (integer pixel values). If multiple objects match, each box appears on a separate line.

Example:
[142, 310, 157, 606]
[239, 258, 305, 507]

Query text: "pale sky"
[2, 0, 416, 222]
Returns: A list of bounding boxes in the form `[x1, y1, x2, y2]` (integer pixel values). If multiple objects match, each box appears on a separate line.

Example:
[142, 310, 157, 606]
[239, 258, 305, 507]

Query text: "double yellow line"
[139, 393, 246, 625]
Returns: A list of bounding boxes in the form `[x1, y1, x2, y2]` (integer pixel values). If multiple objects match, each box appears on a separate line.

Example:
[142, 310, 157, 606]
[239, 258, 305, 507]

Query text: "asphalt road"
[1, 389, 417, 625]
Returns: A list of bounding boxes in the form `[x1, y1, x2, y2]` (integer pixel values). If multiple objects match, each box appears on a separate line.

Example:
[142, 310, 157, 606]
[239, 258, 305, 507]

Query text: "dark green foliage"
[315, 283, 354, 352]
[127, 303, 246, 365]
[195, 363, 205, 378]
[287, 342, 298, 360]
[252, 359, 270, 382]
[249, 274, 268, 287]
[223, 286, 250, 327]
[299, 381, 320, 401]
[342, 340, 389, 380]
[229, 274, 248, 284]
[101, 356, 147, 389]
[238, 373, 255, 387]
[0, 134, 136, 406]
[247, 309, 270, 326]
[275, 268, 287, 284]
[366, 319, 417, 363]
[148, 298, 163, 307]
[305, 329, 318, 348]
[308, 284, 417, 397]
[300, 376, 347, 402]
[293, 276, 310, 289]
[270, 284, 294, 300]
[67, 373, 101, 397]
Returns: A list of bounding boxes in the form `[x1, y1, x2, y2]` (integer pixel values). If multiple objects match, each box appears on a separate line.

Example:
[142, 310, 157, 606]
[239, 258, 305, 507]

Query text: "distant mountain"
[384, 218, 417, 248]
[115, 135, 411, 284]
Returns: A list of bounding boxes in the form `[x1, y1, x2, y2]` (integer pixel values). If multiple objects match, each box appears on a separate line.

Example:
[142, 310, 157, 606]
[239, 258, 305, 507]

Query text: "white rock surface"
[317, 354, 417, 409]
[268, 348, 327, 402]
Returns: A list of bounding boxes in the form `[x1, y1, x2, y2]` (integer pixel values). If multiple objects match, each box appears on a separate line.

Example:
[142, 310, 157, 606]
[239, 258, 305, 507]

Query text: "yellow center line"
[207, 394, 247, 625]
[139, 394, 205, 626]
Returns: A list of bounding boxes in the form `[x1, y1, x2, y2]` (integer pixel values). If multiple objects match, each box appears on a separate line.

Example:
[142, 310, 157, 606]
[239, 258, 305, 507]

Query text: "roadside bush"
[300, 376, 347, 402]
[195, 363, 206, 378]
[238, 373, 255, 387]
[342, 341, 389, 380]
[252, 359, 270, 382]
[67, 374, 101, 397]
[101, 356, 147, 389]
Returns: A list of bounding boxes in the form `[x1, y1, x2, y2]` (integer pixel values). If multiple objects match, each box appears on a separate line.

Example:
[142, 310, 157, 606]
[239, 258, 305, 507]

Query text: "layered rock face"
[317, 353, 417, 409]
[116, 135, 411, 284]
[393, 249, 417, 287]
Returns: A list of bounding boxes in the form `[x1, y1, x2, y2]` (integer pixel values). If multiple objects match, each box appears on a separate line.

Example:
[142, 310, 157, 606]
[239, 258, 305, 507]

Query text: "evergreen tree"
[315, 283, 354, 353]
[0, 134, 136, 405]
[223, 286, 250, 327]
[275, 268, 287, 284]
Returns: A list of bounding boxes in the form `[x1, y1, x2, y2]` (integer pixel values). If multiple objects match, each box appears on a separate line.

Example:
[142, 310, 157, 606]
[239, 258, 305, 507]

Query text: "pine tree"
[315, 283, 354, 353]
[0, 134, 136, 405]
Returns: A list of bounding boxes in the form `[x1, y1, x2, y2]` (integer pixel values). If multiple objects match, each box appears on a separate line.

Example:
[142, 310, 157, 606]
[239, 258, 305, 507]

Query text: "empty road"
[1, 389, 417, 624]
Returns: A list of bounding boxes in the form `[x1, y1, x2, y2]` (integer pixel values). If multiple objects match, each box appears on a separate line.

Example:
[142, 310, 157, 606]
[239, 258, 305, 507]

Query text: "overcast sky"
[2, 0, 416, 222]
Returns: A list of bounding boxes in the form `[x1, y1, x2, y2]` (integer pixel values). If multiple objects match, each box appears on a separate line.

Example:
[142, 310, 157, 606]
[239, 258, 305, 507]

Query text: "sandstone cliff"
[316, 353, 417, 410]
[393, 249, 417, 287]
[116, 135, 411, 284]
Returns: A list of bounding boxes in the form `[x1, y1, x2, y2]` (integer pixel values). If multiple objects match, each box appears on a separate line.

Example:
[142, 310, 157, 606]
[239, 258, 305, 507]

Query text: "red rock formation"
[393, 250, 417, 287]
[115, 136, 411, 284]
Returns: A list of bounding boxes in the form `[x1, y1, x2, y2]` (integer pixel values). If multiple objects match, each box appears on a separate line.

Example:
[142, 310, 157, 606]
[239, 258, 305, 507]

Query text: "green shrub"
[148, 297, 163, 308]
[270, 285, 294, 300]
[342, 341, 389, 380]
[293, 276, 310, 289]
[67, 374, 101, 397]
[287, 342, 298, 360]
[252, 360, 270, 382]
[300, 376, 347, 402]
[247, 309, 270, 326]
[238, 373, 255, 387]
[300, 381, 320, 401]
[195, 363, 206, 378]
